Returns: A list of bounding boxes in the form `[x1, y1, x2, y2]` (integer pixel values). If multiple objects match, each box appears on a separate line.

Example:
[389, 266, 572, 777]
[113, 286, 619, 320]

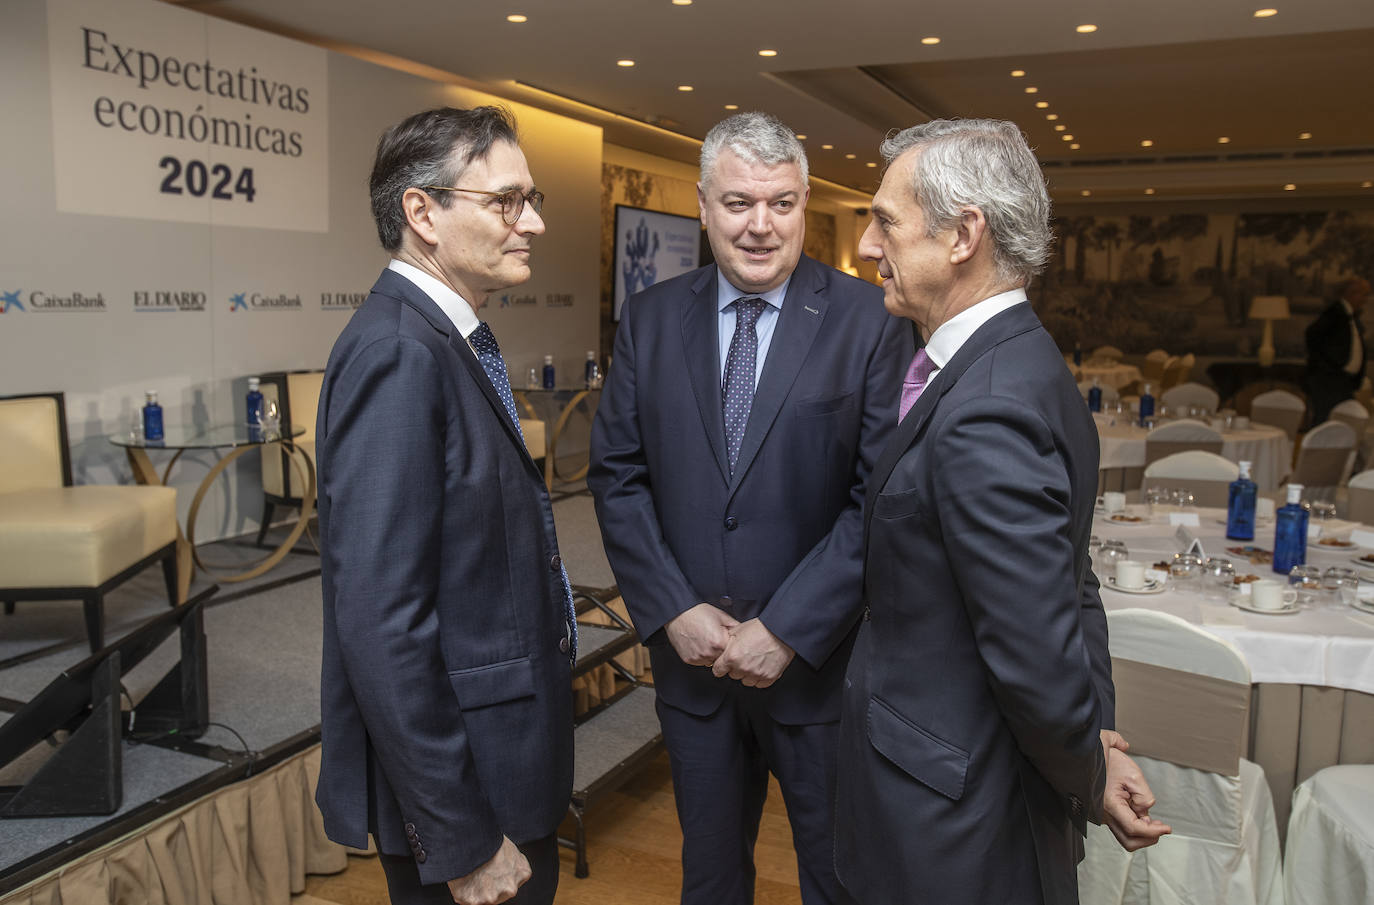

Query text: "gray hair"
[700, 112, 809, 187]
[880, 119, 1052, 285]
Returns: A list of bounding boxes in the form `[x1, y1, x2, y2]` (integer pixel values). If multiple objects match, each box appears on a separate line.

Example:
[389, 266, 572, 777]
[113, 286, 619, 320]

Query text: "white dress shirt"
[388, 258, 480, 347]
[922, 288, 1030, 376]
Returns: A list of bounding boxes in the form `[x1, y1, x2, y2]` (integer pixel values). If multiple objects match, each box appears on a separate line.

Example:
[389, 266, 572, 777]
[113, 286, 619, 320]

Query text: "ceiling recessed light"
[866, 162, 878, 168]
[617, 59, 635, 67]
[1254, 8, 1278, 17]
[1218, 136, 1231, 144]
[1010, 69, 1026, 77]
[758, 49, 778, 57]
[1076, 24, 1098, 33]
[1025, 86, 1039, 94]
[672, 0, 692, 4]
[1062, 134, 1074, 141]
[1035, 101, 1049, 109]
[1284, 184, 1297, 191]
[821, 144, 834, 150]
[1145, 188, 1156, 195]
[723, 104, 739, 110]
[1046, 113, 1059, 121]
[921, 36, 940, 45]
[1054, 125, 1066, 132]
[677, 85, 693, 91]
[1070, 143, 1081, 150]
[1140, 139, 1154, 147]
[1298, 131, 1312, 140]
[506, 13, 527, 22]
[845, 153, 857, 159]
[795, 134, 807, 140]
[1081, 189, 1092, 196]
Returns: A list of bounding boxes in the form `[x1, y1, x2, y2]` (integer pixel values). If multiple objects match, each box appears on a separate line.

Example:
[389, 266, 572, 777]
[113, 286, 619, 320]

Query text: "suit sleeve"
[588, 296, 706, 640]
[320, 335, 502, 884]
[930, 393, 1106, 820]
[760, 312, 913, 669]
[1081, 567, 1115, 731]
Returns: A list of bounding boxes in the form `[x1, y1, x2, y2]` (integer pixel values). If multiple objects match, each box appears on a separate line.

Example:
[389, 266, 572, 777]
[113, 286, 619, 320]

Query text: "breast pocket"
[795, 391, 854, 417]
[872, 486, 923, 520]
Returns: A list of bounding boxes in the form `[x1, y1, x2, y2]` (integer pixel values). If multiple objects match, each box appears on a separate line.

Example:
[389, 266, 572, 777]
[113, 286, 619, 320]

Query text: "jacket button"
[415, 850, 427, 864]
[550, 554, 562, 571]
[404, 822, 415, 836]
[559, 636, 570, 654]
[724, 516, 738, 530]
[719, 595, 733, 609]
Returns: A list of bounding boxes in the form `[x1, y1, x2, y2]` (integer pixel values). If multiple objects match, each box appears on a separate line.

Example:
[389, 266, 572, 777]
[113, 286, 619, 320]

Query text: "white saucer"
[1349, 556, 1374, 571]
[1351, 598, 1374, 617]
[1231, 599, 1300, 615]
[1104, 576, 1165, 595]
[1310, 538, 1358, 550]
[1105, 514, 1150, 527]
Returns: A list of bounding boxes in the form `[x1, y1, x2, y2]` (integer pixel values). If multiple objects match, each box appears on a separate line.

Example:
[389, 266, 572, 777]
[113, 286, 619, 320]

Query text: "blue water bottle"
[1272, 483, 1309, 574]
[584, 351, 598, 387]
[246, 377, 264, 427]
[1226, 460, 1257, 541]
[1073, 342, 1083, 366]
[1087, 378, 1103, 413]
[142, 390, 164, 441]
[1138, 382, 1155, 427]
[542, 354, 556, 389]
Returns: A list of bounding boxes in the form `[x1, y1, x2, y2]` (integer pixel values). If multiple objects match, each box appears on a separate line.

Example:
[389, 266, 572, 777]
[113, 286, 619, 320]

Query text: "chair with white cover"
[1291, 420, 1356, 501]
[1141, 350, 1170, 386]
[1285, 765, 1374, 905]
[1077, 609, 1284, 905]
[1250, 390, 1306, 445]
[1093, 344, 1125, 362]
[1160, 382, 1220, 415]
[1158, 356, 1186, 391]
[1141, 450, 1239, 507]
[1143, 419, 1224, 468]
[1329, 398, 1369, 436]
[1345, 470, 1374, 524]
[1176, 352, 1196, 385]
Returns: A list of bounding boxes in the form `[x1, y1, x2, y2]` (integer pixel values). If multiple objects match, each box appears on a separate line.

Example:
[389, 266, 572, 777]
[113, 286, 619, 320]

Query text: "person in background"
[1306, 276, 1371, 425]
[315, 105, 574, 905]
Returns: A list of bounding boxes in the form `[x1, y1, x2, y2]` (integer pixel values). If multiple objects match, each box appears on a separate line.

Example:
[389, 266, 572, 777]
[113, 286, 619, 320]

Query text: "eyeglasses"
[419, 185, 545, 225]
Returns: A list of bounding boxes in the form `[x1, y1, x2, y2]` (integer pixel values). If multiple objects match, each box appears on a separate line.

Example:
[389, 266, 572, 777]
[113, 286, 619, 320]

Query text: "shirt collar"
[715, 268, 791, 313]
[923, 288, 1029, 370]
[388, 258, 481, 339]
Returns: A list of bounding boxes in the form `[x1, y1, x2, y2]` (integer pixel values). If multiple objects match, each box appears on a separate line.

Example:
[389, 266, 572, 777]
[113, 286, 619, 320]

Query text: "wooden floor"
[299, 751, 804, 905]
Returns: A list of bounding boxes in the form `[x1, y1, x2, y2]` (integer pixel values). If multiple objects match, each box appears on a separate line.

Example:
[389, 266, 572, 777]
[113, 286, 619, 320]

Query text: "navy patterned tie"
[469, 322, 577, 660]
[722, 298, 767, 473]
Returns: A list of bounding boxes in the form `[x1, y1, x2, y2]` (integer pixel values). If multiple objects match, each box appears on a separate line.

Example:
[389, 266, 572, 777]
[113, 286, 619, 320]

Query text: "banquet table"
[1069, 358, 1142, 390]
[1096, 415, 1293, 491]
[1093, 506, 1374, 831]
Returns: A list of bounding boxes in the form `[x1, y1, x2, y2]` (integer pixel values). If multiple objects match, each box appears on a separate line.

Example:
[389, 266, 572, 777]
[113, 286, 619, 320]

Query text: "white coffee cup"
[1115, 560, 1147, 590]
[1256, 497, 1277, 520]
[1250, 579, 1297, 610]
[1102, 491, 1127, 514]
[1233, 415, 1251, 430]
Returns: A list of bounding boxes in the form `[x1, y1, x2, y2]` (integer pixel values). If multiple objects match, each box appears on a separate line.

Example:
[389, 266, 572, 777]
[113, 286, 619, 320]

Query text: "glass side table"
[109, 425, 313, 601]
[513, 387, 603, 491]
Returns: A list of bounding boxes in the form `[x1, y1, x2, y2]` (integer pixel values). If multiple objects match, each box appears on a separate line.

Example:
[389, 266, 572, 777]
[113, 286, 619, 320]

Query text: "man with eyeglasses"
[315, 105, 573, 905]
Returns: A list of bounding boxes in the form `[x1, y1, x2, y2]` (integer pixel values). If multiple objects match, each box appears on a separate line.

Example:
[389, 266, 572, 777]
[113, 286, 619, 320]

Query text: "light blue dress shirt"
[716, 268, 791, 386]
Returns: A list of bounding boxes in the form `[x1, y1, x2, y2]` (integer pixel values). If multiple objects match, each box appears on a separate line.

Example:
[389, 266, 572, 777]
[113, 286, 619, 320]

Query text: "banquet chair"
[1143, 419, 1223, 469]
[1345, 470, 1374, 524]
[1176, 352, 1196, 385]
[1250, 389, 1306, 445]
[1329, 398, 1369, 437]
[1160, 382, 1220, 415]
[1141, 350, 1170, 386]
[1141, 450, 1238, 507]
[1158, 356, 1186, 391]
[1285, 765, 1374, 905]
[1077, 609, 1284, 905]
[0, 392, 178, 651]
[1290, 420, 1356, 501]
[1092, 344, 1125, 362]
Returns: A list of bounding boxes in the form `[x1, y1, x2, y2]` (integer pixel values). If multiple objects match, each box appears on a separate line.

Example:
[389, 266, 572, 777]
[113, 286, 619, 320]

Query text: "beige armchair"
[0, 392, 178, 650]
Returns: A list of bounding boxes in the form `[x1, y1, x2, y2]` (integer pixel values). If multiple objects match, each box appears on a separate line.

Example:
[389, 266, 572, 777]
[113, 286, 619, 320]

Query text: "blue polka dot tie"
[470, 322, 577, 660]
[723, 298, 767, 474]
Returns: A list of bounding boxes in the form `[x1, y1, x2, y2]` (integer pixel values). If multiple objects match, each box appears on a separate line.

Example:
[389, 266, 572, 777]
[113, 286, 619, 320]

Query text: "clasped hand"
[665, 604, 795, 688]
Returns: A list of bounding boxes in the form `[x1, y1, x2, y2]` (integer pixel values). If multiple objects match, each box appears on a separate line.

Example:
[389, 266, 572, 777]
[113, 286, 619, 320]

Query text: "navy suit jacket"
[588, 255, 911, 723]
[314, 268, 573, 886]
[834, 302, 1113, 905]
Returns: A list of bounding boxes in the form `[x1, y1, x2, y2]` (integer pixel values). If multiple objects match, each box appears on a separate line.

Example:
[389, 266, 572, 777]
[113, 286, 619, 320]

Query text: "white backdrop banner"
[46, 0, 329, 231]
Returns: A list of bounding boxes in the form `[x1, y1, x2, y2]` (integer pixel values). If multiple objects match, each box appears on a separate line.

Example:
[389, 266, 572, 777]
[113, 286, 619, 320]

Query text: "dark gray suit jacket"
[314, 268, 573, 886]
[589, 255, 911, 723]
[835, 302, 1113, 905]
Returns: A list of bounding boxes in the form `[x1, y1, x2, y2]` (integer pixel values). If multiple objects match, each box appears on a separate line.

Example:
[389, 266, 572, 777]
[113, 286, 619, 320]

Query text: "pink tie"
[899, 348, 936, 421]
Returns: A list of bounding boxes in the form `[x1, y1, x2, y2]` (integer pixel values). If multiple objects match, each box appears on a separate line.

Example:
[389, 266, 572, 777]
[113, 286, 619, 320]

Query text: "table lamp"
[1249, 295, 1290, 367]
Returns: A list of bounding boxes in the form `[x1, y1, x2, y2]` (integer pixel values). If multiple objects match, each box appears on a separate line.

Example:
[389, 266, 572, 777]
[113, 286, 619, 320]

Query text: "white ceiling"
[171, 0, 1374, 205]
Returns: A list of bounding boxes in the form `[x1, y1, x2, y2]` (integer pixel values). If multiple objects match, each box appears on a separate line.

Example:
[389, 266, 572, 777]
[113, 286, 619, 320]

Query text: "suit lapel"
[728, 257, 828, 494]
[681, 268, 731, 483]
[863, 302, 1041, 546]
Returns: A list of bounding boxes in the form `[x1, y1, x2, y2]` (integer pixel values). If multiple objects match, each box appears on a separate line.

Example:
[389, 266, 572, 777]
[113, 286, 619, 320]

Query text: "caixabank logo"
[228, 291, 303, 312]
[134, 290, 207, 313]
[2, 289, 106, 312]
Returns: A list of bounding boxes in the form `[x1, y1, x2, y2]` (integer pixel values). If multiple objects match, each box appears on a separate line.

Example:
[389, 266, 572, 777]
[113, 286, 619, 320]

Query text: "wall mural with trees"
[1032, 209, 1374, 359]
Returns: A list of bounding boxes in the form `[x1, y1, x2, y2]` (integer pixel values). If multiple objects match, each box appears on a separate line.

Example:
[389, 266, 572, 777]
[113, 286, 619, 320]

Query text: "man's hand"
[711, 618, 796, 688]
[665, 603, 739, 666]
[1099, 730, 1171, 851]
[446, 836, 530, 905]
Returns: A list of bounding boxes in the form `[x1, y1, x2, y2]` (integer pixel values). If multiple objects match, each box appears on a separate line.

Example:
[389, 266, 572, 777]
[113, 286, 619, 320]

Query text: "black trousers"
[378, 833, 559, 905]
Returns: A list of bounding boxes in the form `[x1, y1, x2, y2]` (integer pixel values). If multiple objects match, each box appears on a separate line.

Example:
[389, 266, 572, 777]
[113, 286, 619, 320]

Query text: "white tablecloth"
[1095, 417, 1293, 490]
[1093, 508, 1374, 696]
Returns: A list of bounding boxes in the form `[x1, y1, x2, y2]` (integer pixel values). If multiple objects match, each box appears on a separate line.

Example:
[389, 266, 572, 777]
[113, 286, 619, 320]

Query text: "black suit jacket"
[314, 269, 573, 885]
[834, 302, 1112, 905]
[588, 255, 911, 723]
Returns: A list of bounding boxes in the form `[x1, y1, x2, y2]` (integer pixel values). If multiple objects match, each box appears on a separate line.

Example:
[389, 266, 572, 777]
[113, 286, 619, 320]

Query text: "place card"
[1351, 529, 1374, 548]
[1200, 603, 1244, 627]
[1174, 525, 1206, 558]
[1308, 523, 1322, 540]
[1169, 512, 1201, 528]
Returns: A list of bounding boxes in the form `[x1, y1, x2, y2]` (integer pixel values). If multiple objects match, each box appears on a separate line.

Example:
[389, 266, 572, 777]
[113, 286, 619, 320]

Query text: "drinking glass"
[1322, 566, 1359, 610]
[1097, 539, 1129, 577]
[1171, 489, 1196, 512]
[1288, 565, 1324, 608]
[1170, 552, 1204, 592]
[1146, 487, 1170, 517]
[1203, 557, 1237, 601]
[1310, 501, 1338, 524]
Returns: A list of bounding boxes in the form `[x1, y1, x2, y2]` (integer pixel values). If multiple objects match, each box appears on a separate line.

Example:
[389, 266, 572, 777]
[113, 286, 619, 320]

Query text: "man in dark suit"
[834, 119, 1168, 905]
[315, 106, 574, 905]
[588, 112, 911, 905]
[1305, 276, 1370, 425]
